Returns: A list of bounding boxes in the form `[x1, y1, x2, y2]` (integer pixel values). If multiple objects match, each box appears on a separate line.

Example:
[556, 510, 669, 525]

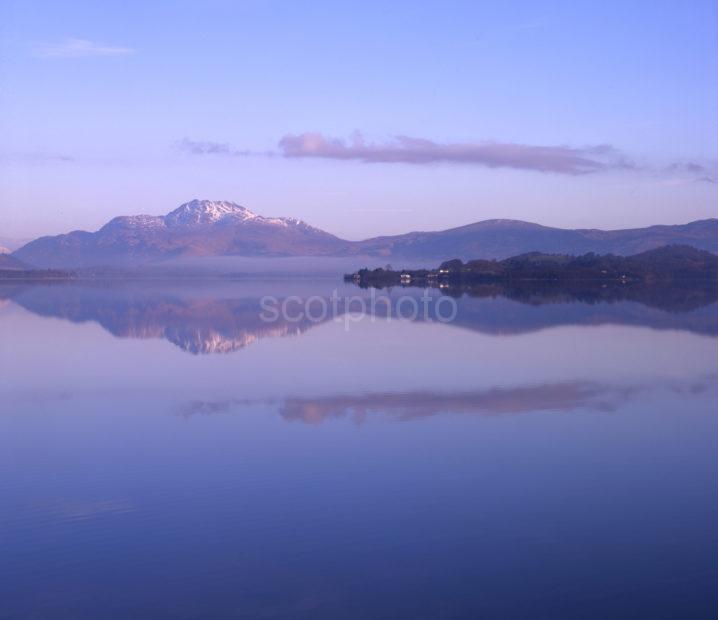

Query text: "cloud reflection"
[179, 376, 718, 425]
[279, 382, 635, 424]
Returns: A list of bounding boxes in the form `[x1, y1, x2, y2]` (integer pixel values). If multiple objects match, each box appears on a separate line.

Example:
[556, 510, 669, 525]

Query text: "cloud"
[667, 161, 708, 174]
[35, 38, 135, 58]
[177, 132, 716, 182]
[277, 132, 635, 175]
[665, 161, 718, 184]
[0, 152, 75, 164]
[174, 138, 254, 157]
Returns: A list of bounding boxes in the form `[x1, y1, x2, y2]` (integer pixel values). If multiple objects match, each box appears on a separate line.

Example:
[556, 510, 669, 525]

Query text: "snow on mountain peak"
[164, 200, 257, 226]
[162, 199, 320, 230]
[100, 214, 165, 232]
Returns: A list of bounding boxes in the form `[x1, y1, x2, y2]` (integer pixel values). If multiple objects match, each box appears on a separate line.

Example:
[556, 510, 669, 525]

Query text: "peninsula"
[346, 245, 718, 288]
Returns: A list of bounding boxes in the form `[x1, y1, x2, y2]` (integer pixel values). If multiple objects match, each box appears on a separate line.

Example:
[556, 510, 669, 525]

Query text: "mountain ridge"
[0, 253, 34, 270]
[11, 199, 718, 268]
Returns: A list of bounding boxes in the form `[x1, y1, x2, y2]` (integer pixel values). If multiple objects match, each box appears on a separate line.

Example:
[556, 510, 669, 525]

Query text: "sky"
[0, 0, 717, 240]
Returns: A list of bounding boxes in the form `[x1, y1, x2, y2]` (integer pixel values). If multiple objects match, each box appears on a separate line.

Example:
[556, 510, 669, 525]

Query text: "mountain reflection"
[1, 279, 717, 355]
[0, 282, 323, 354]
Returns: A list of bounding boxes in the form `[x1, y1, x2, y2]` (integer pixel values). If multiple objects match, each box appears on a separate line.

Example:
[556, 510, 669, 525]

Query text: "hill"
[0, 253, 33, 270]
[353, 218, 718, 260]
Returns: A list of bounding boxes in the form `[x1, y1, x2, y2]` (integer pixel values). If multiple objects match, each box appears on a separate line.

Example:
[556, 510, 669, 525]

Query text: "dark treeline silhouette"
[348, 245, 718, 290]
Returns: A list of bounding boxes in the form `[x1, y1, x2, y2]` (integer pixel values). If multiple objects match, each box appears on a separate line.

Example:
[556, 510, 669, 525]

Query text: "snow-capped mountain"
[164, 200, 258, 226]
[14, 200, 348, 267]
[99, 200, 327, 231]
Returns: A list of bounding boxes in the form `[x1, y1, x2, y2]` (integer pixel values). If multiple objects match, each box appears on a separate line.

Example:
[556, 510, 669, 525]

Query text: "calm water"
[1, 280, 718, 619]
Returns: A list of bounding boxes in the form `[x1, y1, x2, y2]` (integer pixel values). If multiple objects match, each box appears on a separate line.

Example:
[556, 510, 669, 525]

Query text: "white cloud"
[35, 38, 136, 58]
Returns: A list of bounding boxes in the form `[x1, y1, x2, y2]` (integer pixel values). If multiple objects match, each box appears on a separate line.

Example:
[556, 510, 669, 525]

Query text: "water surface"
[1, 280, 717, 619]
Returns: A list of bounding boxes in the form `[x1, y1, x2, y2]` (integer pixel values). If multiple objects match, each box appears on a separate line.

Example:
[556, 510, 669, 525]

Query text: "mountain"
[12, 199, 718, 267]
[13, 200, 347, 267]
[0, 253, 33, 270]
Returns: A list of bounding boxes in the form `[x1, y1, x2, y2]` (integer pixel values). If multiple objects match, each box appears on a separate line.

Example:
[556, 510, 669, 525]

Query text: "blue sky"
[1, 0, 716, 239]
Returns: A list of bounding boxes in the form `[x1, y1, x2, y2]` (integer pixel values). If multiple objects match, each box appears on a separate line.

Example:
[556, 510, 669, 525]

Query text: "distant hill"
[0, 236, 31, 253]
[354, 218, 718, 260]
[12, 199, 718, 267]
[0, 253, 33, 270]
